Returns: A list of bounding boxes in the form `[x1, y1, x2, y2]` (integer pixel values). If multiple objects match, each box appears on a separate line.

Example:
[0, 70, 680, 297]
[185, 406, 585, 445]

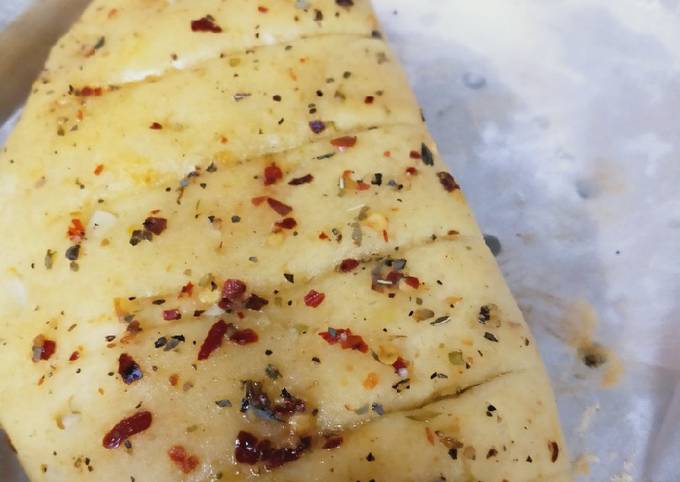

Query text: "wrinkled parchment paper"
[2, 1, 679, 481]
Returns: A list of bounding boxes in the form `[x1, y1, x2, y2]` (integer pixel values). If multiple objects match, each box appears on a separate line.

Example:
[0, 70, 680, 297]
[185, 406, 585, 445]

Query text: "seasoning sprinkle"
[392, 378, 410, 392]
[288, 174, 314, 185]
[448, 350, 464, 365]
[265, 364, 281, 380]
[308, 120, 326, 134]
[548, 441, 559, 462]
[421, 143, 434, 166]
[65, 245, 80, 261]
[164, 335, 185, 352]
[44, 249, 55, 269]
[430, 315, 451, 326]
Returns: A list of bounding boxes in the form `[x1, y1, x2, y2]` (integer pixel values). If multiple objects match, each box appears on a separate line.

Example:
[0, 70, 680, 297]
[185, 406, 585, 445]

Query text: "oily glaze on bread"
[0, 1, 569, 480]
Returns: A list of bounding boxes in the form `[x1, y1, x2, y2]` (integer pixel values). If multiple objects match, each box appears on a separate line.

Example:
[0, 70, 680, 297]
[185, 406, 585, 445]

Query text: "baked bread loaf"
[0, 1, 569, 480]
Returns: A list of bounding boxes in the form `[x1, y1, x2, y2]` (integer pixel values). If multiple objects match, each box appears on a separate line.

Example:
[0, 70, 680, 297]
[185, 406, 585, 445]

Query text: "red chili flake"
[308, 120, 326, 134]
[409, 150, 421, 159]
[163, 309, 181, 321]
[437, 172, 460, 192]
[275, 217, 297, 230]
[78, 86, 103, 97]
[118, 353, 143, 384]
[230, 328, 258, 345]
[267, 437, 311, 469]
[319, 328, 368, 353]
[168, 445, 199, 474]
[94, 164, 104, 175]
[67, 218, 86, 243]
[234, 431, 311, 469]
[288, 174, 314, 185]
[383, 150, 391, 157]
[382, 229, 389, 242]
[273, 389, 306, 416]
[385, 270, 402, 284]
[319, 329, 340, 344]
[343, 333, 369, 352]
[198, 320, 228, 360]
[267, 197, 292, 216]
[263, 163, 283, 185]
[405, 166, 418, 175]
[304, 290, 325, 308]
[244, 294, 269, 311]
[364, 95, 374, 104]
[143, 216, 167, 235]
[149, 122, 163, 130]
[357, 180, 371, 191]
[392, 356, 408, 374]
[69, 350, 80, 361]
[330, 136, 357, 148]
[403, 276, 420, 289]
[222, 279, 247, 299]
[191, 15, 222, 33]
[234, 431, 260, 464]
[102, 411, 152, 449]
[322, 437, 343, 449]
[169, 374, 179, 386]
[338, 258, 359, 272]
[32, 336, 56, 362]
[257, 5, 269, 12]
[251, 196, 267, 206]
[318, 232, 329, 240]
[179, 282, 194, 297]
[219, 279, 247, 310]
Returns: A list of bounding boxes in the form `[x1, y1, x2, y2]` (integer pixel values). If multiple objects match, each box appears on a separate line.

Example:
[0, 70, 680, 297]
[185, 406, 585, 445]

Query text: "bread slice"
[0, 1, 569, 480]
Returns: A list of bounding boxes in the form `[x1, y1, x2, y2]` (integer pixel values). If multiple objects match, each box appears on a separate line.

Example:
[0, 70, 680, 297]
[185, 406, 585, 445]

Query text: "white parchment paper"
[2, 1, 680, 481]
[373, 1, 680, 481]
